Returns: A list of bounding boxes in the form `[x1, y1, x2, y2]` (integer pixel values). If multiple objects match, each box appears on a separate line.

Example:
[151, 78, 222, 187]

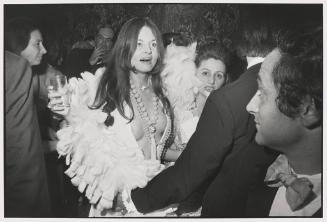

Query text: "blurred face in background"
[131, 26, 159, 74]
[20, 29, 47, 66]
[95, 27, 114, 51]
[195, 58, 226, 95]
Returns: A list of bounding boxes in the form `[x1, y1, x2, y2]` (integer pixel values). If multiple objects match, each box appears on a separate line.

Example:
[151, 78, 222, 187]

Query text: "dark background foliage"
[4, 3, 322, 51]
[4, 3, 322, 80]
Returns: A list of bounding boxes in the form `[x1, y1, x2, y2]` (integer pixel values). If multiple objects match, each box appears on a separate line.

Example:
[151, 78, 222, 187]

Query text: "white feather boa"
[56, 43, 204, 216]
[56, 67, 164, 214]
[161, 43, 201, 144]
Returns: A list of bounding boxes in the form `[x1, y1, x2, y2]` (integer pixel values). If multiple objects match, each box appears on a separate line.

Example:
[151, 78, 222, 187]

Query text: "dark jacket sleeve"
[5, 51, 50, 217]
[131, 91, 235, 213]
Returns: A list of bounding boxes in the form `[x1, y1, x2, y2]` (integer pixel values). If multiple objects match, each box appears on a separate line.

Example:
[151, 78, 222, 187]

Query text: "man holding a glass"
[63, 25, 114, 78]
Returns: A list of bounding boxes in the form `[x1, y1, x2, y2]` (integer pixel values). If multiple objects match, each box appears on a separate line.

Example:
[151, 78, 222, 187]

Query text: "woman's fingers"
[48, 102, 63, 109]
[48, 96, 70, 115]
[48, 96, 63, 108]
[48, 90, 62, 99]
[49, 106, 69, 116]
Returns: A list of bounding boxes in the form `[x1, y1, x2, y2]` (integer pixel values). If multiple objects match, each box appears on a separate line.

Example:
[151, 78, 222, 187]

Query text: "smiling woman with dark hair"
[193, 43, 231, 114]
[5, 17, 51, 217]
[5, 17, 47, 66]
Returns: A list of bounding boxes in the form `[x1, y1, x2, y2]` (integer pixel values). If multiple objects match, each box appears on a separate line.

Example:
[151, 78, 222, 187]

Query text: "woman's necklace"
[130, 78, 159, 160]
[130, 78, 159, 133]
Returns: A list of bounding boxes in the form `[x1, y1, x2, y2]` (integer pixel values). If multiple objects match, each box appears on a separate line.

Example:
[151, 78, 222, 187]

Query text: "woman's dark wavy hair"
[272, 25, 322, 121]
[93, 17, 172, 122]
[195, 43, 231, 83]
[5, 17, 38, 55]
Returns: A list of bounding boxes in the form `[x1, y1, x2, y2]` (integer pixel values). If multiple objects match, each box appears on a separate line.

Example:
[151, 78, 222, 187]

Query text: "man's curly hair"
[272, 25, 322, 120]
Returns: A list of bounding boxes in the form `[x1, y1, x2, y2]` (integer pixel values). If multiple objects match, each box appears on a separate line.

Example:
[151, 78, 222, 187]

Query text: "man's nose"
[40, 43, 47, 54]
[246, 91, 259, 114]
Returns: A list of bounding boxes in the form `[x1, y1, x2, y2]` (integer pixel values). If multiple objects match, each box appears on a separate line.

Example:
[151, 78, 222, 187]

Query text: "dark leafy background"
[4, 3, 322, 80]
[4, 4, 322, 50]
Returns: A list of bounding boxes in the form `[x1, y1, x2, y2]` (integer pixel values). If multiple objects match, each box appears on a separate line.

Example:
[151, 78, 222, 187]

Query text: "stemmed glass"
[47, 74, 70, 110]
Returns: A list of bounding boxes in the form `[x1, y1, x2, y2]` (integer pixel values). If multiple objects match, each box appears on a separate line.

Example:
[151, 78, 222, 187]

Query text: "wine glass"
[47, 74, 70, 108]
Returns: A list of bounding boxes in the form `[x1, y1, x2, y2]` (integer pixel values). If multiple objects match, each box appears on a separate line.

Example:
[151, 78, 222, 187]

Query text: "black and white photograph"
[2, 0, 325, 220]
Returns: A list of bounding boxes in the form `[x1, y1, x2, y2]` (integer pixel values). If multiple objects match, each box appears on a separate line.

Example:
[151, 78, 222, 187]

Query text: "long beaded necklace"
[130, 78, 159, 160]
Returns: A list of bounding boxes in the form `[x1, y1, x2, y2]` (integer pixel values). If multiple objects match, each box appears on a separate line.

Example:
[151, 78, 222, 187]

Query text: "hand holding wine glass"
[47, 74, 71, 116]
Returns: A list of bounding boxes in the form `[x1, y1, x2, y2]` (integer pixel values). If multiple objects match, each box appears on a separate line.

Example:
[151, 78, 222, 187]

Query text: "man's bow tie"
[265, 155, 316, 211]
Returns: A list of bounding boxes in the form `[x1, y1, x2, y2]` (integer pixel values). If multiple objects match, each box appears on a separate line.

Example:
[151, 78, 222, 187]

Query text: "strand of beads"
[130, 79, 159, 159]
[156, 114, 172, 161]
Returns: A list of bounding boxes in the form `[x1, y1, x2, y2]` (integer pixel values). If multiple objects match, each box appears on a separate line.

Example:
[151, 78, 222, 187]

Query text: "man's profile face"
[246, 49, 303, 151]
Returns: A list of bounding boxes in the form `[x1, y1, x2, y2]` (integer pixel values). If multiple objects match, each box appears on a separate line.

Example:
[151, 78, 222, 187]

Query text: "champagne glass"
[47, 74, 70, 108]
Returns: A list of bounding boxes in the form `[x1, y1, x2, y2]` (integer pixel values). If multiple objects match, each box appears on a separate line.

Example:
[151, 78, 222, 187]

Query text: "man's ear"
[300, 96, 321, 129]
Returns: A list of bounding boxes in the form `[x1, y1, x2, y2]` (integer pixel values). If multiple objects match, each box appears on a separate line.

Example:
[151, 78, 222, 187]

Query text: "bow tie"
[264, 155, 316, 211]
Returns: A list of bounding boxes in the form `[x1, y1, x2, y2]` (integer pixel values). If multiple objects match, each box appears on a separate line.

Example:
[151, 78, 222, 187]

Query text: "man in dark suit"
[126, 19, 279, 217]
[243, 25, 322, 217]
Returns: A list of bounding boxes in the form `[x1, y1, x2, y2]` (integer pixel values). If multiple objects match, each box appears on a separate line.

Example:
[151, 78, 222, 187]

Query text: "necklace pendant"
[149, 125, 156, 134]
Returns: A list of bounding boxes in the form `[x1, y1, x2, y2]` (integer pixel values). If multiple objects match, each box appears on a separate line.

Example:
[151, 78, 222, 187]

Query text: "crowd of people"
[4, 8, 322, 218]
